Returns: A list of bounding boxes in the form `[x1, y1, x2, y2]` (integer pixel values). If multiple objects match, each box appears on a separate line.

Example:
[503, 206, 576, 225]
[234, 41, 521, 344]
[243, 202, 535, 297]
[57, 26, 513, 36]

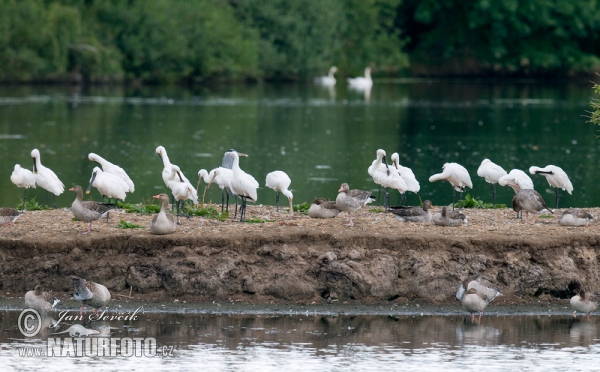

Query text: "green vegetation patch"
[119, 200, 160, 215]
[18, 197, 52, 211]
[184, 205, 228, 222]
[293, 202, 311, 215]
[244, 218, 275, 224]
[117, 220, 143, 229]
[455, 194, 506, 209]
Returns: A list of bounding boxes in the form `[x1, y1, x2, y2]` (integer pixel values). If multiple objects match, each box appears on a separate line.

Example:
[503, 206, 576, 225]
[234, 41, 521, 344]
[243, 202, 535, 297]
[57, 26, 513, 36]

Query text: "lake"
[0, 80, 597, 211]
[1, 307, 599, 371]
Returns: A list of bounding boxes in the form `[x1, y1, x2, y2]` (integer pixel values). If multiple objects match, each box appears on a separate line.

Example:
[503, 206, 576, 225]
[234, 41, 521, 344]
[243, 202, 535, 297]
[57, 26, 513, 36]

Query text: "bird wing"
[389, 206, 424, 217]
[81, 201, 111, 214]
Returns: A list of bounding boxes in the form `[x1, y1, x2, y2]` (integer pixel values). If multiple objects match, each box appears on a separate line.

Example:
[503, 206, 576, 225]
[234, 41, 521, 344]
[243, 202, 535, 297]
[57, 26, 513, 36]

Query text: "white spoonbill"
[498, 169, 534, 193]
[390, 152, 420, 205]
[314, 66, 338, 87]
[198, 167, 235, 209]
[372, 165, 408, 208]
[229, 151, 259, 222]
[10, 164, 36, 210]
[156, 145, 192, 186]
[367, 149, 390, 206]
[265, 170, 293, 214]
[347, 67, 373, 90]
[428, 162, 472, 210]
[168, 165, 198, 223]
[86, 167, 128, 204]
[31, 148, 64, 208]
[88, 153, 135, 192]
[476, 159, 507, 207]
[218, 149, 239, 213]
[529, 165, 573, 209]
[336, 183, 374, 227]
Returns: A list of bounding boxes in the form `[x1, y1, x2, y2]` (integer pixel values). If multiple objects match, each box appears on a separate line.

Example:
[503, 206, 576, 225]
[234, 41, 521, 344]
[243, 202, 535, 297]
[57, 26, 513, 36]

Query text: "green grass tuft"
[369, 207, 385, 213]
[293, 202, 311, 215]
[244, 218, 274, 223]
[184, 205, 228, 222]
[18, 197, 52, 211]
[455, 194, 506, 209]
[119, 200, 160, 215]
[116, 220, 143, 229]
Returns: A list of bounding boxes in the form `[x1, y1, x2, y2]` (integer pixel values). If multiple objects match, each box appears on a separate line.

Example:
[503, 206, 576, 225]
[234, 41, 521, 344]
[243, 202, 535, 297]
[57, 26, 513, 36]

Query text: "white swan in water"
[314, 66, 337, 87]
[347, 67, 373, 90]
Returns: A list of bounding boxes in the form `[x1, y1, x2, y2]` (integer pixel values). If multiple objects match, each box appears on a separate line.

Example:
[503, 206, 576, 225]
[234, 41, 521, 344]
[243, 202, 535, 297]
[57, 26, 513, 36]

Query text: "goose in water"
[390, 152, 420, 206]
[433, 206, 466, 226]
[0, 208, 22, 225]
[571, 288, 598, 320]
[558, 209, 593, 227]
[265, 170, 293, 214]
[89, 153, 135, 193]
[31, 149, 64, 208]
[429, 163, 472, 210]
[456, 275, 502, 323]
[477, 159, 507, 207]
[336, 183, 373, 227]
[11, 164, 36, 210]
[314, 66, 338, 87]
[198, 167, 235, 209]
[389, 200, 432, 223]
[229, 151, 259, 222]
[70, 185, 111, 235]
[347, 67, 373, 90]
[150, 193, 177, 235]
[529, 165, 573, 209]
[24, 285, 60, 313]
[71, 276, 111, 315]
[307, 198, 341, 219]
[86, 167, 128, 205]
[512, 189, 552, 224]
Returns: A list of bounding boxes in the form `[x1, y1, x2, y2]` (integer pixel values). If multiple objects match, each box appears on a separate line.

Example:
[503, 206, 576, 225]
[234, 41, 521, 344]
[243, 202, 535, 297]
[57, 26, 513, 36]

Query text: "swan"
[347, 67, 373, 90]
[10, 164, 36, 210]
[429, 162, 472, 210]
[88, 153, 135, 192]
[31, 148, 64, 207]
[529, 165, 573, 209]
[265, 170, 293, 214]
[314, 66, 337, 87]
[477, 159, 507, 207]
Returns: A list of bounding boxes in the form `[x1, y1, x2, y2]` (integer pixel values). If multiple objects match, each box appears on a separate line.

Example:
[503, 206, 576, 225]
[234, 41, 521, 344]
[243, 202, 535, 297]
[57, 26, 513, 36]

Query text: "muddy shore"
[1, 205, 599, 309]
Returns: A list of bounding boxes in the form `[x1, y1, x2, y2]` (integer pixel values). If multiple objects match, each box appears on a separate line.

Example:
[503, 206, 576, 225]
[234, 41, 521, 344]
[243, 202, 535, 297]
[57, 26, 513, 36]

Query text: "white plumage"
[477, 159, 507, 207]
[198, 167, 236, 211]
[89, 153, 135, 192]
[31, 149, 64, 207]
[168, 165, 198, 205]
[429, 162, 472, 209]
[314, 66, 337, 87]
[498, 169, 534, 193]
[11, 164, 36, 189]
[87, 166, 127, 201]
[529, 165, 573, 209]
[229, 151, 259, 221]
[156, 145, 191, 187]
[390, 152, 420, 205]
[265, 170, 293, 214]
[347, 67, 373, 90]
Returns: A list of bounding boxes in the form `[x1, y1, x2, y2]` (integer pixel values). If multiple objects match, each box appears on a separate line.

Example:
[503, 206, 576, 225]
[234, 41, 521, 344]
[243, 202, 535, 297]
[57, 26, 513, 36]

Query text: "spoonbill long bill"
[10, 164, 36, 210]
[229, 151, 259, 222]
[529, 165, 573, 209]
[31, 148, 64, 208]
[198, 167, 235, 209]
[390, 152, 420, 206]
[428, 163, 472, 210]
[265, 170, 293, 214]
[89, 153, 135, 193]
[476, 159, 507, 207]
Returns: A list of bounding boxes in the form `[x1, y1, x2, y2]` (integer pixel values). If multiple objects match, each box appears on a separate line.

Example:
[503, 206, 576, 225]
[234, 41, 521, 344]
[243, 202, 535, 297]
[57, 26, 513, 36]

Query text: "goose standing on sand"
[456, 276, 502, 323]
[336, 183, 373, 227]
[265, 170, 293, 214]
[529, 165, 573, 209]
[433, 206, 466, 226]
[198, 167, 235, 209]
[230, 151, 259, 222]
[389, 200, 432, 223]
[571, 288, 598, 320]
[477, 159, 507, 207]
[429, 163, 472, 210]
[390, 152, 420, 205]
[558, 209, 593, 227]
[11, 164, 36, 210]
[0, 208, 22, 225]
[24, 285, 60, 313]
[86, 167, 128, 205]
[150, 193, 177, 235]
[347, 67, 373, 90]
[89, 153, 135, 193]
[71, 276, 111, 315]
[168, 165, 198, 223]
[314, 66, 338, 87]
[512, 189, 552, 224]
[307, 198, 341, 219]
[31, 149, 64, 208]
[69, 185, 111, 235]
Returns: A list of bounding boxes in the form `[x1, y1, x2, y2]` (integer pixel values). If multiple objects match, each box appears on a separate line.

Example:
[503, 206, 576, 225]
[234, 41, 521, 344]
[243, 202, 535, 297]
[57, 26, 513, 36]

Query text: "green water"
[0, 81, 595, 210]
